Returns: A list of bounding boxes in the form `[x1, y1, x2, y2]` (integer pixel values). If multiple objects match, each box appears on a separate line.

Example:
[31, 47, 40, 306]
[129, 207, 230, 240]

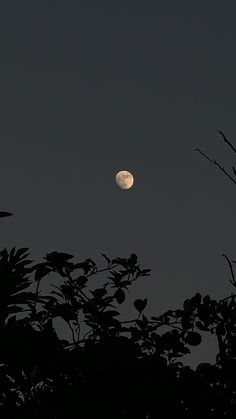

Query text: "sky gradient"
[1, 1, 236, 362]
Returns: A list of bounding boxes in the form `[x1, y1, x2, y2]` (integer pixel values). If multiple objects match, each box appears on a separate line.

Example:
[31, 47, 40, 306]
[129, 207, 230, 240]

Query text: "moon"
[115, 170, 134, 189]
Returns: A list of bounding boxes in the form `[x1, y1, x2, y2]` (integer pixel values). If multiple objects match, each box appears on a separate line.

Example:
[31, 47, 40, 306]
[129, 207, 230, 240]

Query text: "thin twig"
[222, 253, 236, 287]
[195, 148, 236, 185]
[218, 130, 236, 155]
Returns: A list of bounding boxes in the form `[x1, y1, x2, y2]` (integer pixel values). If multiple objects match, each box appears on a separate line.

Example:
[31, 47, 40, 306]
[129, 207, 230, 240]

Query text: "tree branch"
[222, 253, 236, 287]
[218, 130, 236, 155]
[195, 147, 236, 185]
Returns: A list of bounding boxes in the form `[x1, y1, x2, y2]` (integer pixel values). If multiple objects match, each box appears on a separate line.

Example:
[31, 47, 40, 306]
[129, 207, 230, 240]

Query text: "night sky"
[1, 1, 236, 363]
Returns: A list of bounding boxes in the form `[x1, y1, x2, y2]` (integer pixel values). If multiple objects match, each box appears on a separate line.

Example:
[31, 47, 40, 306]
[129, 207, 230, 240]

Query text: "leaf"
[203, 295, 211, 305]
[163, 309, 173, 318]
[181, 315, 193, 330]
[185, 332, 202, 346]
[142, 269, 151, 276]
[74, 259, 96, 275]
[151, 316, 160, 321]
[190, 293, 202, 308]
[6, 305, 24, 314]
[183, 299, 191, 311]
[9, 247, 16, 259]
[56, 303, 75, 321]
[137, 314, 148, 329]
[76, 275, 88, 287]
[112, 257, 128, 268]
[134, 298, 147, 312]
[101, 253, 110, 265]
[92, 288, 107, 299]
[51, 290, 64, 299]
[129, 253, 137, 265]
[15, 248, 30, 259]
[45, 251, 74, 266]
[119, 280, 131, 288]
[0, 211, 13, 218]
[114, 288, 126, 304]
[34, 265, 51, 282]
[11, 292, 47, 304]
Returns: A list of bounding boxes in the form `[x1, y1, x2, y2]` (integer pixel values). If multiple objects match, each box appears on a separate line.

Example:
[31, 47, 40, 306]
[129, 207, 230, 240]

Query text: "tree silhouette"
[1, 132, 236, 418]
[0, 248, 235, 418]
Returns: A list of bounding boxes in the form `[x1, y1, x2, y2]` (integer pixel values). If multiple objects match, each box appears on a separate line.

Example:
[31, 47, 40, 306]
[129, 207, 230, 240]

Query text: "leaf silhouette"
[34, 263, 51, 282]
[101, 253, 111, 265]
[114, 288, 126, 304]
[0, 211, 13, 218]
[129, 253, 137, 265]
[45, 251, 74, 266]
[134, 298, 147, 312]
[91, 288, 107, 299]
[185, 331, 202, 346]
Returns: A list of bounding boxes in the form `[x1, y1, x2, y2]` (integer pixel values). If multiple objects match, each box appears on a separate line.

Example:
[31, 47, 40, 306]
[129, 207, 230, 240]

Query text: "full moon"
[115, 170, 134, 189]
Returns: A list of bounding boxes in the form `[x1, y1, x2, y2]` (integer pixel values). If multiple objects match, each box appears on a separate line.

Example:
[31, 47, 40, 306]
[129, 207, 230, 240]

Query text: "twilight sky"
[1, 2, 236, 361]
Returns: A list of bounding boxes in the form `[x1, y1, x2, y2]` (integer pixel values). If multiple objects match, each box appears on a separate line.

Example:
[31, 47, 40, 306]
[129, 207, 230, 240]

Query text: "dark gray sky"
[1, 2, 236, 360]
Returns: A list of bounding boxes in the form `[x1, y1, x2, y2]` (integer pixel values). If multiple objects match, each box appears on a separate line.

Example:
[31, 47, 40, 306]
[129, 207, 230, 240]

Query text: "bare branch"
[195, 147, 236, 185]
[218, 130, 236, 155]
[222, 253, 236, 287]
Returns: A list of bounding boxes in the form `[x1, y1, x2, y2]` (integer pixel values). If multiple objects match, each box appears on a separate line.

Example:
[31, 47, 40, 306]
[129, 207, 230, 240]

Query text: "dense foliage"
[0, 246, 236, 418]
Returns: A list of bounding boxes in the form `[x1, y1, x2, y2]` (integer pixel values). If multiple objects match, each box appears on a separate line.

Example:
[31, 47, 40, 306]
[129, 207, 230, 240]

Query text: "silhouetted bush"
[0, 247, 236, 418]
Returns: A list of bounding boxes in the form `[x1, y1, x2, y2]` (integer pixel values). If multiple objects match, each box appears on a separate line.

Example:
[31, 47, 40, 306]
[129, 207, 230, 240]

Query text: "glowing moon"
[115, 170, 134, 189]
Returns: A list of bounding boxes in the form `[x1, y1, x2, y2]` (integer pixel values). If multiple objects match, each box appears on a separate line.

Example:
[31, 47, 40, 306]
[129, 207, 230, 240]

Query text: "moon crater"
[115, 170, 134, 189]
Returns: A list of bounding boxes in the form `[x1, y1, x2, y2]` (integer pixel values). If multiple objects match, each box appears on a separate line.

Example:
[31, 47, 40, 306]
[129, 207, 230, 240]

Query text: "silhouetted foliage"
[0, 212, 13, 218]
[0, 246, 235, 418]
[1, 132, 236, 418]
